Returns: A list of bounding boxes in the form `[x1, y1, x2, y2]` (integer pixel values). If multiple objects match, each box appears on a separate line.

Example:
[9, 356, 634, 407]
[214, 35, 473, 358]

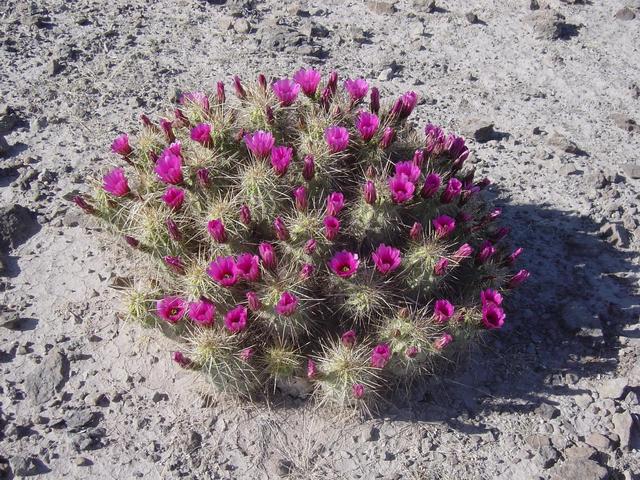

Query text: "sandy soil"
[1, 0, 639, 478]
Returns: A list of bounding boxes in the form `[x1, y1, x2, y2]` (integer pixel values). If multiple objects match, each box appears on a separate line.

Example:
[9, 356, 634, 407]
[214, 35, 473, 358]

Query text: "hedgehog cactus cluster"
[75, 69, 529, 409]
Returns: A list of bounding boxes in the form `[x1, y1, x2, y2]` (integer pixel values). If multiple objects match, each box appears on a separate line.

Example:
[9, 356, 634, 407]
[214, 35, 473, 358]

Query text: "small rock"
[152, 392, 169, 403]
[615, 7, 636, 21]
[0, 311, 22, 330]
[0, 204, 40, 253]
[24, 347, 68, 405]
[0, 135, 9, 156]
[574, 393, 593, 409]
[585, 432, 614, 451]
[367, 0, 397, 15]
[75, 457, 92, 466]
[0, 104, 20, 134]
[277, 459, 293, 476]
[622, 163, 640, 179]
[367, 426, 380, 441]
[413, 0, 436, 12]
[459, 117, 495, 143]
[597, 377, 628, 399]
[526, 434, 552, 450]
[525, 11, 569, 41]
[384, 451, 396, 461]
[564, 444, 596, 460]
[535, 403, 560, 420]
[11, 455, 43, 476]
[378, 68, 394, 81]
[65, 410, 100, 432]
[536, 446, 559, 469]
[612, 412, 634, 450]
[465, 12, 479, 24]
[611, 113, 638, 132]
[586, 170, 609, 189]
[549, 459, 608, 480]
[233, 18, 251, 34]
[530, 0, 540, 10]
[48, 58, 63, 76]
[546, 132, 578, 154]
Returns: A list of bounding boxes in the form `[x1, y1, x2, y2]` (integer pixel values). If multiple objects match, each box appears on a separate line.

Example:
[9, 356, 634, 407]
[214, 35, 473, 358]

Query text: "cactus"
[76, 69, 529, 411]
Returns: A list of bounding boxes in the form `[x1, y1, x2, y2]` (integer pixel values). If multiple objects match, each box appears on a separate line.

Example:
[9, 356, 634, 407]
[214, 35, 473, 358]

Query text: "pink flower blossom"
[163, 256, 185, 274]
[395, 161, 421, 183]
[207, 256, 238, 287]
[111, 134, 132, 156]
[409, 222, 422, 240]
[162, 187, 184, 210]
[271, 146, 293, 176]
[341, 330, 356, 347]
[196, 168, 209, 188]
[433, 299, 455, 324]
[372, 244, 402, 275]
[371, 343, 391, 368]
[481, 289, 503, 307]
[425, 124, 446, 155]
[325, 126, 350, 153]
[103, 168, 130, 197]
[453, 243, 473, 261]
[224, 305, 248, 333]
[329, 250, 359, 278]
[240, 347, 254, 362]
[275, 291, 299, 316]
[293, 186, 307, 211]
[370, 87, 380, 113]
[508, 269, 530, 288]
[506, 247, 523, 265]
[157, 296, 186, 324]
[326, 192, 345, 216]
[352, 383, 365, 399]
[434, 333, 453, 350]
[207, 219, 227, 243]
[293, 68, 322, 96]
[246, 291, 262, 311]
[323, 216, 340, 240]
[363, 181, 377, 204]
[180, 91, 209, 111]
[356, 111, 379, 141]
[412, 149, 425, 167]
[259, 242, 276, 269]
[303, 238, 317, 255]
[274, 216, 289, 240]
[432, 215, 456, 238]
[441, 178, 462, 204]
[303, 155, 315, 181]
[190, 123, 212, 147]
[188, 298, 216, 326]
[300, 263, 314, 279]
[420, 173, 442, 198]
[307, 358, 317, 379]
[475, 240, 496, 264]
[388, 175, 415, 203]
[433, 257, 449, 276]
[272, 78, 300, 106]
[344, 78, 369, 102]
[380, 127, 395, 149]
[390, 91, 418, 119]
[234, 253, 261, 282]
[244, 130, 275, 158]
[166, 218, 181, 241]
[240, 205, 252, 225]
[482, 304, 505, 329]
[155, 145, 183, 184]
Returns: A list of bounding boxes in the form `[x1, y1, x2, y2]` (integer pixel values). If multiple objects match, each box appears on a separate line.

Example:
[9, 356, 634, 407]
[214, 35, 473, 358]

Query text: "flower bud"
[160, 118, 175, 142]
[259, 242, 276, 269]
[303, 155, 315, 181]
[246, 291, 262, 311]
[303, 238, 317, 255]
[239, 204, 251, 225]
[380, 127, 395, 149]
[300, 263, 314, 279]
[233, 75, 246, 99]
[363, 181, 377, 204]
[197, 168, 209, 188]
[274, 216, 289, 241]
[124, 235, 139, 248]
[405, 346, 419, 359]
[73, 195, 95, 214]
[293, 186, 308, 211]
[240, 347, 254, 362]
[258, 73, 267, 90]
[216, 81, 225, 104]
[341, 330, 356, 347]
[370, 86, 380, 114]
[352, 383, 365, 399]
[409, 222, 422, 240]
[166, 218, 182, 241]
[172, 351, 192, 368]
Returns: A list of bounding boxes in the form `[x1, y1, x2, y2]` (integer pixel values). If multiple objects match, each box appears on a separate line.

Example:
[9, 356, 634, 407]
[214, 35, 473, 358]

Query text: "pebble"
[535, 403, 560, 420]
[75, 456, 92, 466]
[612, 412, 634, 450]
[585, 432, 614, 451]
[622, 163, 640, 179]
[546, 132, 579, 154]
[611, 113, 638, 132]
[233, 19, 251, 34]
[564, 444, 596, 460]
[24, 347, 68, 405]
[548, 459, 608, 480]
[367, 0, 397, 14]
[615, 7, 636, 21]
[459, 117, 495, 143]
[465, 12, 479, 24]
[597, 377, 628, 399]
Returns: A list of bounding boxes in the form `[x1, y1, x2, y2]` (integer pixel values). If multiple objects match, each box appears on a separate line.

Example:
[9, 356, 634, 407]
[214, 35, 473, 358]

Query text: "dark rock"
[460, 118, 495, 143]
[465, 12, 479, 24]
[536, 446, 559, 469]
[367, 426, 380, 441]
[0, 104, 20, 134]
[152, 392, 169, 403]
[384, 451, 396, 461]
[48, 58, 63, 76]
[367, 1, 397, 15]
[0, 204, 40, 253]
[622, 163, 640, 179]
[599, 222, 630, 248]
[615, 7, 636, 21]
[535, 403, 560, 420]
[24, 347, 68, 405]
[277, 459, 293, 476]
[0, 311, 21, 330]
[549, 459, 608, 480]
[0, 135, 9, 156]
[585, 433, 614, 451]
[65, 410, 100, 432]
[10, 455, 41, 476]
[530, 0, 540, 10]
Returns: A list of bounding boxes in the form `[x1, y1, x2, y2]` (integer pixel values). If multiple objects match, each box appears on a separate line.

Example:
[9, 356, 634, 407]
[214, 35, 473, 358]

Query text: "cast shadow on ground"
[382, 190, 639, 427]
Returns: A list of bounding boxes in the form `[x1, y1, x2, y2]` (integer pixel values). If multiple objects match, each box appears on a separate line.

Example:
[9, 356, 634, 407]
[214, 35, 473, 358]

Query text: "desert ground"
[1, 0, 639, 478]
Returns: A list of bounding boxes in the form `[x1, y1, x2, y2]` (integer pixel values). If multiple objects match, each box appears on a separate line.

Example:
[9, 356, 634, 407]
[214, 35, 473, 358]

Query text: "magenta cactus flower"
[370, 87, 380, 113]
[235, 253, 261, 282]
[409, 222, 422, 241]
[302, 155, 315, 181]
[164, 255, 185, 275]
[433, 299, 455, 324]
[303, 238, 317, 255]
[390, 91, 418, 119]
[388, 176, 415, 204]
[329, 251, 359, 278]
[207, 256, 238, 287]
[440, 177, 462, 204]
[432, 215, 456, 238]
[111, 134, 132, 156]
[190, 123, 212, 147]
[155, 145, 183, 184]
[482, 304, 505, 329]
[244, 130, 275, 158]
[157, 296, 186, 324]
[207, 219, 227, 243]
[371, 343, 391, 368]
[433, 257, 449, 276]
[181, 91, 210, 111]
[341, 330, 356, 347]
[453, 243, 474, 261]
[380, 127, 395, 149]
[326, 192, 345, 216]
[300, 263, 315, 279]
[506, 247, 524, 265]
[224, 305, 248, 333]
[412, 149, 425, 167]
[293, 68, 322, 96]
[162, 187, 185, 210]
[293, 186, 308, 211]
[356, 111, 379, 141]
[420, 173, 442, 199]
[508, 269, 530, 288]
[352, 383, 365, 399]
[272, 78, 300, 106]
[188, 298, 216, 326]
[240, 347, 254, 362]
[258, 242, 276, 269]
[481, 289, 503, 307]
[425, 124, 446, 155]
[103, 168, 130, 197]
[372, 244, 402, 275]
[325, 126, 350, 153]
[275, 291, 299, 316]
[323, 216, 340, 240]
[246, 291, 262, 311]
[344, 78, 369, 102]
[271, 146, 293, 176]
[476, 240, 496, 264]
[395, 161, 421, 183]
[434, 333, 453, 350]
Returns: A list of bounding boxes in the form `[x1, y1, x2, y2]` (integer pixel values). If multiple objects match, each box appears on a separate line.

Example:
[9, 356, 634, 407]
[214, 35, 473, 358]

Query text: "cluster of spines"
[74, 69, 529, 409]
